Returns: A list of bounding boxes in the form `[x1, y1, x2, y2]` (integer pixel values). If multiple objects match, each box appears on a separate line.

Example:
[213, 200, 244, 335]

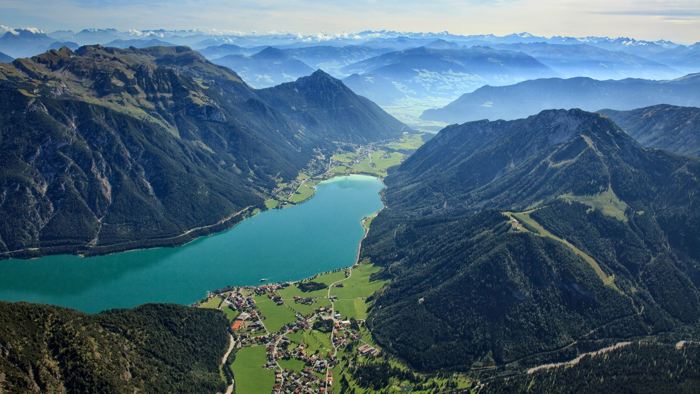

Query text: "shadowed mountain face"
[0, 302, 229, 393]
[422, 74, 700, 124]
[210, 47, 315, 88]
[362, 109, 700, 371]
[341, 46, 554, 105]
[600, 105, 700, 157]
[0, 45, 405, 258]
[0, 51, 12, 63]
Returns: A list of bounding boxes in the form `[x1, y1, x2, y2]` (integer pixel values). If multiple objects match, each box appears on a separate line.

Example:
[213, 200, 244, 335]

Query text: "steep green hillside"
[0, 45, 405, 258]
[0, 302, 229, 393]
[483, 341, 700, 393]
[362, 110, 700, 371]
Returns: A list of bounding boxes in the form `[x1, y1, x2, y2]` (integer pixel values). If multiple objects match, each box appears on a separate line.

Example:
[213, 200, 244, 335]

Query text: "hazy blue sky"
[1, 0, 699, 43]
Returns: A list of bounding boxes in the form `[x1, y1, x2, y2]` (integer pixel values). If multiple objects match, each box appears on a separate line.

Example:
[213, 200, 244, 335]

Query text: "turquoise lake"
[0, 175, 384, 313]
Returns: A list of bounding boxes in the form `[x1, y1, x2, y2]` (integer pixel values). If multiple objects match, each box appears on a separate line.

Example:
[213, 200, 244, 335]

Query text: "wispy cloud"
[0, 0, 698, 43]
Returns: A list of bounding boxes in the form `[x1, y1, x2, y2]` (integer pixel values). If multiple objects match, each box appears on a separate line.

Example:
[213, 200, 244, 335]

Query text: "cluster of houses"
[358, 344, 380, 357]
[272, 365, 326, 393]
[207, 277, 381, 393]
[293, 295, 314, 305]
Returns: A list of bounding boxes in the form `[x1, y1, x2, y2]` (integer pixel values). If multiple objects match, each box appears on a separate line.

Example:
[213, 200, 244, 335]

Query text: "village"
[198, 263, 383, 394]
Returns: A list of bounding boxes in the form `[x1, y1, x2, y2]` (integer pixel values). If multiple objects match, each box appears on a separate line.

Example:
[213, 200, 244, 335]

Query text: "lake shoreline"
[0, 175, 386, 313]
[0, 206, 257, 261]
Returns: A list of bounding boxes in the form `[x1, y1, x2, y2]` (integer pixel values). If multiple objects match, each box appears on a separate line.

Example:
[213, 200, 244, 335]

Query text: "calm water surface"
[0, 175, 384, 312]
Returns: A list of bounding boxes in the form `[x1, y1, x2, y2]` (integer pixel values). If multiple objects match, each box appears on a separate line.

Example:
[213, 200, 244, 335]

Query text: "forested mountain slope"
[483, 341, 700, 393]
[600, 104, 700, 157]
[0, 302, 228, 393]
[362, 109, 700, 372]
[0, 45, 405, 258]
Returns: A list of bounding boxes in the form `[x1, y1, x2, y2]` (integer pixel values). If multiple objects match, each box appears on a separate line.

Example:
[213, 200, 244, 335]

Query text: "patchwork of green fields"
[290, 181, 317, 203]
[384, 133, 426, 150]
[230, 346, 275, 394]
[254, 295, 297, 332]
[288, 328, 333, 355]
[331, 263, 387, 320]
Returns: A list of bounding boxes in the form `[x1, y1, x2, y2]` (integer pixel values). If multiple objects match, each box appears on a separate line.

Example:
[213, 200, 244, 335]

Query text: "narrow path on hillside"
[504, 210, 617, 291]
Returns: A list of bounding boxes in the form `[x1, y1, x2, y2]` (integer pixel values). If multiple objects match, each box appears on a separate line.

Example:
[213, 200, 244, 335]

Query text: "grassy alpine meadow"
[230, 346, 275, 394]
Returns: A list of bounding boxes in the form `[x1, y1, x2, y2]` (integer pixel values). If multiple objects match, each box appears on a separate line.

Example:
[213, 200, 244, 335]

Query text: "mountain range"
[105, 38, 176, 49]
[0, 28, 61, 58]
[0, 45, 405, 258]
[422, 73, 700, 123]
[210, 47, 315, 88]
[600, 105, 700, 157]
[362, 109, 700, 373]
[341, 46, 554, 105]
[491, 42, 678, 80]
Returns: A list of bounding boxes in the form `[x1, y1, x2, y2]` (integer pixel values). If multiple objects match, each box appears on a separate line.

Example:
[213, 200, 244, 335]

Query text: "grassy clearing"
[384, 133, 426, 151]
[288, 296, 331, 316]
[334, 298, 370, 320]
[264, 199, 279, 209]
[254, 295, 297, 333]
[231, 346, 275, 394]
[350, 150, 405, 177]
[505, 211, 618, 290]
[276, 271, 346, 316]
[328, 165, 350, 175]
[331, 152, 357, 163]
[331, 263, 387, 320]
[222, 307, 240, 322]
[362, 213, 377, 231]
[199, 296, 221, 309]
[290, 181, 316, 203]
[278, 358, 306, 373]
[560, 186, 628, 222]
[288, 329, 333, 355]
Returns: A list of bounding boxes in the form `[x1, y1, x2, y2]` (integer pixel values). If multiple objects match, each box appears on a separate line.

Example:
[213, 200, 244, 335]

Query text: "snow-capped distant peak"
[0, 25, 45, 36]
[22, 27, 44, 34]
